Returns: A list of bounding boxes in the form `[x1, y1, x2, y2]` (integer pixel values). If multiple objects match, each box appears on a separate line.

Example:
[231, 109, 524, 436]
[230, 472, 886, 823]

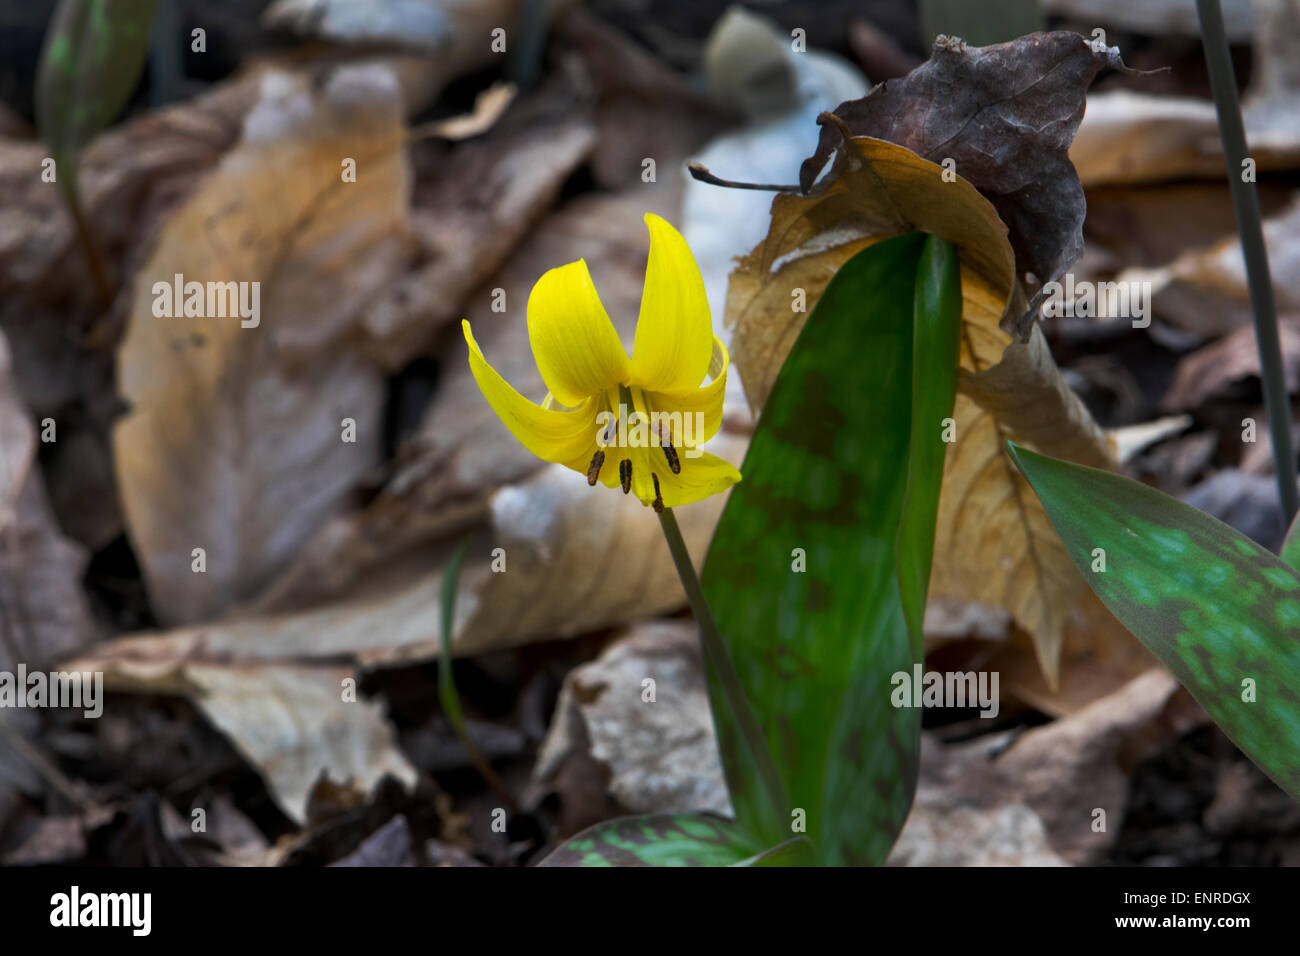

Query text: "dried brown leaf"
[113, 66, 413, 625]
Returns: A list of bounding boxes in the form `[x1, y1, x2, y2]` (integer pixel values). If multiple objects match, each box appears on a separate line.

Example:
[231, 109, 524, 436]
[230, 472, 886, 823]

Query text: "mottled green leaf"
[734, 835, 815, 867]
[36, 0, 159, 202]
[535, 814, 767, 867]
[1282, 513, 1300, 573]
[1010, 443, 1300, 800]
[702, 233, 962, 864]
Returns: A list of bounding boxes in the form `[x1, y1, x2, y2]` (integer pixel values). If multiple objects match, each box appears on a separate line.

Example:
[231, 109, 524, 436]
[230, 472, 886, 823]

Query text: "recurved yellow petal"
[464, 320, 600, 464]
[629, 214, 714, 393]
[655, 449, 742, 509]
[526, 260, 630, 408]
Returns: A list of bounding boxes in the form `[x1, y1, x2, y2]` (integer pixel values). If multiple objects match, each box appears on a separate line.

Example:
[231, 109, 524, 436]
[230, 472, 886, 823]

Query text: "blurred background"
[1, 0, 1298, 866]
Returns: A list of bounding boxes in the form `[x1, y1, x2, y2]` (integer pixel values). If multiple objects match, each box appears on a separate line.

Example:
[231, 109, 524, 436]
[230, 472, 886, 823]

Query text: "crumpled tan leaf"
[725, 133, 1114, 685]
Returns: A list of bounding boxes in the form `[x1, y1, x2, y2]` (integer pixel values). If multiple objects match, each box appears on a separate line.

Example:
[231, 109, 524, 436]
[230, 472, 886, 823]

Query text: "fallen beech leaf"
[800, 32, 1129, 294]
[113, 65, 413, 625]
[531, 621, 731, 827]
[63, 451, 737, 670]
[726, 133, 1114, 685]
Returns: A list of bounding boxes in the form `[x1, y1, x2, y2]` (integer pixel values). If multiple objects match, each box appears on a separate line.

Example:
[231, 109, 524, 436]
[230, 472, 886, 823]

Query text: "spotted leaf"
[1011, 443, 1300, 800]
[535, 814, 809, 867]
[702, 233, 962, 864]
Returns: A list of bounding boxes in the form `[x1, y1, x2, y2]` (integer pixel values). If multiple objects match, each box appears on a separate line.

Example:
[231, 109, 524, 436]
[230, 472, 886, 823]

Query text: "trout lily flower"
[462, 214, 740, 512]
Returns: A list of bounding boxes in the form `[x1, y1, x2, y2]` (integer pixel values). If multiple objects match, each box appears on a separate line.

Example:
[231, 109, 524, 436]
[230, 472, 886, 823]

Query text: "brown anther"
[586, 450, 605, 486]
[619, 458, 632, 494]
[661, 442, 680, 475]
[651, 473, 664, 513]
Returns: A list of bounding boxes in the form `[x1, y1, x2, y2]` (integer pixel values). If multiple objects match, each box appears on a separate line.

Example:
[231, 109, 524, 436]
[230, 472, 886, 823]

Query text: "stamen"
[651, 473, 664, 513]
[619, 458, 632, 494]
[655, 418, 681, 475]
[661, 442, 680, 475]
[587, 450, 605, 486]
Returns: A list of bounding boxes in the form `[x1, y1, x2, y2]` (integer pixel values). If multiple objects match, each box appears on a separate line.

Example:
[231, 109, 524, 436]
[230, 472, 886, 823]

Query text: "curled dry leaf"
[726, 133, 1113, 685]
[113, 65, 413, 625]
[800, 31, 1130, 299]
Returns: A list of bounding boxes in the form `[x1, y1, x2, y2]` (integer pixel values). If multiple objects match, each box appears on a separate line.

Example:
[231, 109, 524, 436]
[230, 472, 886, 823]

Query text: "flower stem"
[1197, 0, 1298, 522]
[657, 508, 791, 832]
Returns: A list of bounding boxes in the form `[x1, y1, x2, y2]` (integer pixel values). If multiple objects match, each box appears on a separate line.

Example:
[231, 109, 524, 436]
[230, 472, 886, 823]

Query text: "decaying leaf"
[531, 621, 731, 826]
[186, 664, 417, 825]
[113, 65, 413, 625]
[800, 31, 1132, 294]
[725, 132, 1113, 685]
[0, 329, 97, 673]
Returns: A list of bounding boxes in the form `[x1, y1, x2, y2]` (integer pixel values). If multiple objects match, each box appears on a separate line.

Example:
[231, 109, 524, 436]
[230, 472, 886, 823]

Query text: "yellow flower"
[462, 214, 741, 512]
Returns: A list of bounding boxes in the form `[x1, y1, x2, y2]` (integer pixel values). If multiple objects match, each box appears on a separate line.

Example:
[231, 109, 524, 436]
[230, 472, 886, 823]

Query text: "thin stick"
[687, 163, 800, 193]
[1197, 0, 1298, 522]
[657, 508, 791, 831]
